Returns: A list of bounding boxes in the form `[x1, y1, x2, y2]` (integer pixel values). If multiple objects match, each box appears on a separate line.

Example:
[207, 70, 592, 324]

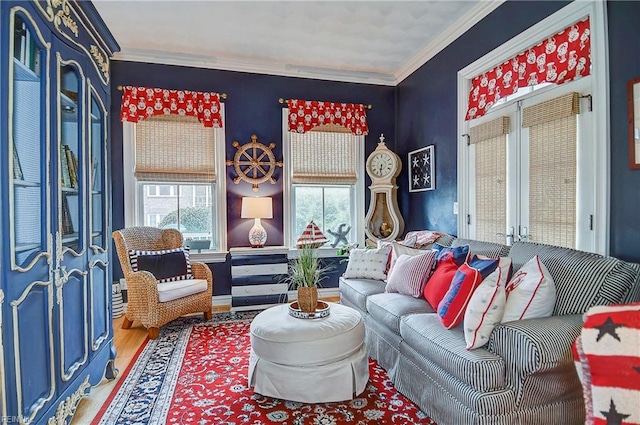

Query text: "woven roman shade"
[522, 92, 579, 249]
[521, 92, 580, 128]
[291, 127, 358, 184]
[470, 116, 509, 243]
[135, 114, 216, 183]
[469, 116, 510, 144]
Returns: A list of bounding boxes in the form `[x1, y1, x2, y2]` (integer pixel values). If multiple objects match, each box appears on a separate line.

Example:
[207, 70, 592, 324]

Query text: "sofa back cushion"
[451, 238, 510, 258]
[508, 241, 638, 315]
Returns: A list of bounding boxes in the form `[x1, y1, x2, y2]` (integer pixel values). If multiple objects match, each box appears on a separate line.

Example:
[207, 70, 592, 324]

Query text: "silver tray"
[288, 300, 331, 319]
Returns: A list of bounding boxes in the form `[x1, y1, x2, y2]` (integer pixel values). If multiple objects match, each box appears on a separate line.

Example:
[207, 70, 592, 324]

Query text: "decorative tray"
[288, 301, 331, 319]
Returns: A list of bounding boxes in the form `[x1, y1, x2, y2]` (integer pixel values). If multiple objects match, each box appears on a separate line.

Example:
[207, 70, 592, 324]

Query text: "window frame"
[123, 105, 227, 262]
[282, 109, 365, 254]
[456, 1, 609, 255]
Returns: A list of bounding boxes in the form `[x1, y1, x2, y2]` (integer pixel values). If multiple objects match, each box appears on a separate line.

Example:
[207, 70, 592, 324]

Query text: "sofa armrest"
[487, 314, 583, 407]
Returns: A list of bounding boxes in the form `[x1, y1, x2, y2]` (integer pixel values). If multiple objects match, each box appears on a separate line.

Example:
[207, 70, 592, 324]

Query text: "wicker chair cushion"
[128, 246, 192, 283]
[157, 278, 208, 302]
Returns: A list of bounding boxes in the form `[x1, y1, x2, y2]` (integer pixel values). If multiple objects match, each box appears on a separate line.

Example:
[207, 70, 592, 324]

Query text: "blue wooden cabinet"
[0, 1, 118, 423]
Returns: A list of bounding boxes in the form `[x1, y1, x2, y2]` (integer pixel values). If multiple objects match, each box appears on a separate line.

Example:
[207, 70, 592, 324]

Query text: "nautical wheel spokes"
[226, 134, 283, 191]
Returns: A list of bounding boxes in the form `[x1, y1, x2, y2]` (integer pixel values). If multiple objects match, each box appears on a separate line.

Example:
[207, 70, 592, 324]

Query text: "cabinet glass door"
[10, 12, 49, 270]
[89, 86, 107, 250]
[58, 58, 84, 254]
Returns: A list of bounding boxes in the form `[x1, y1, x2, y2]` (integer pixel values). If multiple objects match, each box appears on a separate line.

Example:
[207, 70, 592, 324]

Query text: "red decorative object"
[466, 18, 591, 121]
[120, 86, 223, 128]
[287, 99, 369, 135]
[296, 220, 329, 248]
[93, 316, 436, 424]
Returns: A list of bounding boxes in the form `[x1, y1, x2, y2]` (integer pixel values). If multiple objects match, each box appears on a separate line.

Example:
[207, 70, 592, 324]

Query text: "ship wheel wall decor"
[226, 134, 283, 191]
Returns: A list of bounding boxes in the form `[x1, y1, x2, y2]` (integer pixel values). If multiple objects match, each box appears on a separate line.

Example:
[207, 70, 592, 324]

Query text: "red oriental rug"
[93, 312, 436, 424]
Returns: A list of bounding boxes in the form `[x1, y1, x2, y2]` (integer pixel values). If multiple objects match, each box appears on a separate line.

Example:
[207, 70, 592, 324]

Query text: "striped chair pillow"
[128, 246, 192, 283]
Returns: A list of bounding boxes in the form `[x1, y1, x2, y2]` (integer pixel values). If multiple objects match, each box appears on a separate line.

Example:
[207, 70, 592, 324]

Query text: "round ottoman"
[248, 302, 369, 403]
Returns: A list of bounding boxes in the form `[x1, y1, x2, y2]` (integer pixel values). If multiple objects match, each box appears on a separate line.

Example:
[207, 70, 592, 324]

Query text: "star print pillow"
[573, 303, 640, 425]
[502, 255, 556, 322]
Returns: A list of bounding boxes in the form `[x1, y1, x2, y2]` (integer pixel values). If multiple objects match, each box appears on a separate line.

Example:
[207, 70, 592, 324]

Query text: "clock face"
[369, 152, 394, 178]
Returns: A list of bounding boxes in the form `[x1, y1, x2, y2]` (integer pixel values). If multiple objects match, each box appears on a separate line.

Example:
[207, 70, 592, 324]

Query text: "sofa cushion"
[339, 277, 385, 313]
[367, 293, 434, 334]
[400, 313, 506, 392]
[508, 242, 638, 315]
[451, 238, 511, 258]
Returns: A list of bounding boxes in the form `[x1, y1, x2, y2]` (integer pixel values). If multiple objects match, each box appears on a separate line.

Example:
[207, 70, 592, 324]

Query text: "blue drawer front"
[232, 274, 288, 286]
[231, 254, 288, 266]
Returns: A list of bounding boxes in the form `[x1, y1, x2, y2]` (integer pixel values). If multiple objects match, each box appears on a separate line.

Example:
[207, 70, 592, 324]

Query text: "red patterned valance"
[287, 99, 369, 135]
[120, 86, 223, 128]
[466, 17, 590, 121]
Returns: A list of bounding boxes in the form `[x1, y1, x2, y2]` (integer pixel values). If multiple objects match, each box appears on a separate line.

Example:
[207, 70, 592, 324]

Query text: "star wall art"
[408, 145, 435, 192]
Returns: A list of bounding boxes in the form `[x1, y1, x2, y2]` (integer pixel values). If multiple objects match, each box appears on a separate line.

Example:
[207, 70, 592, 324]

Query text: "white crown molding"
[394, 0, 506, 85]
[113, 49, 397, 86]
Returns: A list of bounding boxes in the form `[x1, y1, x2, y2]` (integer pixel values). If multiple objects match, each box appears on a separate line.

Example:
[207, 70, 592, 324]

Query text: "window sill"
[287, 247, 345, 259]
[190, 251, 228, 263]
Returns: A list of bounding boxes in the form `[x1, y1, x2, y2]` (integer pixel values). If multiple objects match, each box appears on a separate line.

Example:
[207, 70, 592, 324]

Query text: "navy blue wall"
[395, 0, 640, 262]
[395, 0, 569, 236]
[109, 62, 395, 292]
[607, 0, 640, 262]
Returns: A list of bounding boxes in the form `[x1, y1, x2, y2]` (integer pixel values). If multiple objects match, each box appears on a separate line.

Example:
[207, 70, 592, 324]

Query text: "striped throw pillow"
[385, 251, 437, 298]
[128, 246, 192, 283]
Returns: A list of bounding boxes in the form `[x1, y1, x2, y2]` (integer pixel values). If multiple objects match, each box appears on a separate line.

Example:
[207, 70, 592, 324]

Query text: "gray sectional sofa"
[339, 237, 640, 425]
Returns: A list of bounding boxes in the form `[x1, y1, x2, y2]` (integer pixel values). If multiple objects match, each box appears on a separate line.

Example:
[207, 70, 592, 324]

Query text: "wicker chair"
[113, 226, 213, 339]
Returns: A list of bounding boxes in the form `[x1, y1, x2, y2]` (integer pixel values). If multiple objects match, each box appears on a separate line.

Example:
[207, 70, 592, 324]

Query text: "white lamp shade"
[241, 197, 273, 219]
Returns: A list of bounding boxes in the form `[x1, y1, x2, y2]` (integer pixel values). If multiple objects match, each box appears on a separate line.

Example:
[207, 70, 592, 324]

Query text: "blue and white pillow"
[128, 246, 192, 283]
[343, 246, 392, 280]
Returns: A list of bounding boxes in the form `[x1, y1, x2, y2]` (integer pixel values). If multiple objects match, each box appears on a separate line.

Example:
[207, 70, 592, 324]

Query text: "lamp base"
[248, 218, 267, 248]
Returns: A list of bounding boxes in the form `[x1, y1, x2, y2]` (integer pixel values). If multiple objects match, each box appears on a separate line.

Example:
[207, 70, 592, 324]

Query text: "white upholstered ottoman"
[248, 302, 369, 403]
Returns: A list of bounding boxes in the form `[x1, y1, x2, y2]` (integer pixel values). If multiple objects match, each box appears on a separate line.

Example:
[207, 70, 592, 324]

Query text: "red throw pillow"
[437, 256, 499, 329]
[424, 256, 460, 309]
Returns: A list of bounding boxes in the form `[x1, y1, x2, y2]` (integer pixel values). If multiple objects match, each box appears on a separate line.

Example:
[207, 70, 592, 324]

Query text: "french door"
[465, 76, 595, 252]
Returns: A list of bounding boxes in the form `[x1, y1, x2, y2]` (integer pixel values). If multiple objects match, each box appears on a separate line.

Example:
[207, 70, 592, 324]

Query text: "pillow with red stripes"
[385, 251, 437, 298]
[463, 257, 512, 349]
[437, 256, 499, 329]
[502, 255, 556, 322]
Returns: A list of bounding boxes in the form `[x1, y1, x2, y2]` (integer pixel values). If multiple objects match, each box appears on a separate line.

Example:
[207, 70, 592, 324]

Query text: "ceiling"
[93, 1, 504, 86]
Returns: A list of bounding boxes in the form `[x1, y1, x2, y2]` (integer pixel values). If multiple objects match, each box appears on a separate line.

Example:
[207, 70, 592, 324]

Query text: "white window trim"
[122, 105, 228, 262]
[456, 1, 609, 255]
[282, 108, 365, 251]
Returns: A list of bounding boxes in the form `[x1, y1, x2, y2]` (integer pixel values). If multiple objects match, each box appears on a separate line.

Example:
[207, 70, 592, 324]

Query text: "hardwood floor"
[72, 316, 148, 424]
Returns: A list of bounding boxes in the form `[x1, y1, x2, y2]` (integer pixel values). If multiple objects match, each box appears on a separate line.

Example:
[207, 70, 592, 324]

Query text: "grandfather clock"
[364, 135, 405, 243]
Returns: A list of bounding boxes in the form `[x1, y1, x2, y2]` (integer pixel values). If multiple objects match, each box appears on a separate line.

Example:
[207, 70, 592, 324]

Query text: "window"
[457, 1, 608, 254]
[123, 107, 227, 257]
[283, 112, 365, 249]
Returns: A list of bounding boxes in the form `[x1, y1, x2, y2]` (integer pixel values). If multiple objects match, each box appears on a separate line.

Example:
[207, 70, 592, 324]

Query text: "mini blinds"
[291, 129, 358, 184]
[522, 92, 580, 249]
[135, 114, 216, 183]
[470, 116, 509, 243]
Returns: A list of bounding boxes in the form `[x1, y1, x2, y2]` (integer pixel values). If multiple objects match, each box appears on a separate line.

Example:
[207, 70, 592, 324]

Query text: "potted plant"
[286, 244, 331, 313]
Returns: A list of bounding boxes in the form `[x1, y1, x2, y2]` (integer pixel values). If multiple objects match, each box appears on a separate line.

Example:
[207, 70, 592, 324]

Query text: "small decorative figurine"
[327, 223, 351, 248]
[380, 222, 393, 238]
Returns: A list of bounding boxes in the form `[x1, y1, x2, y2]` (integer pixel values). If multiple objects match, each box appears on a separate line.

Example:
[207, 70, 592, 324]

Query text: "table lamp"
[241, 196, 273, 248]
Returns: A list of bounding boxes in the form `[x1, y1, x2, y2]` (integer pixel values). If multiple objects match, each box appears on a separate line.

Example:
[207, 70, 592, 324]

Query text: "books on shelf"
[61, 195, 74, 235]
[61, 144, 79, 189]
